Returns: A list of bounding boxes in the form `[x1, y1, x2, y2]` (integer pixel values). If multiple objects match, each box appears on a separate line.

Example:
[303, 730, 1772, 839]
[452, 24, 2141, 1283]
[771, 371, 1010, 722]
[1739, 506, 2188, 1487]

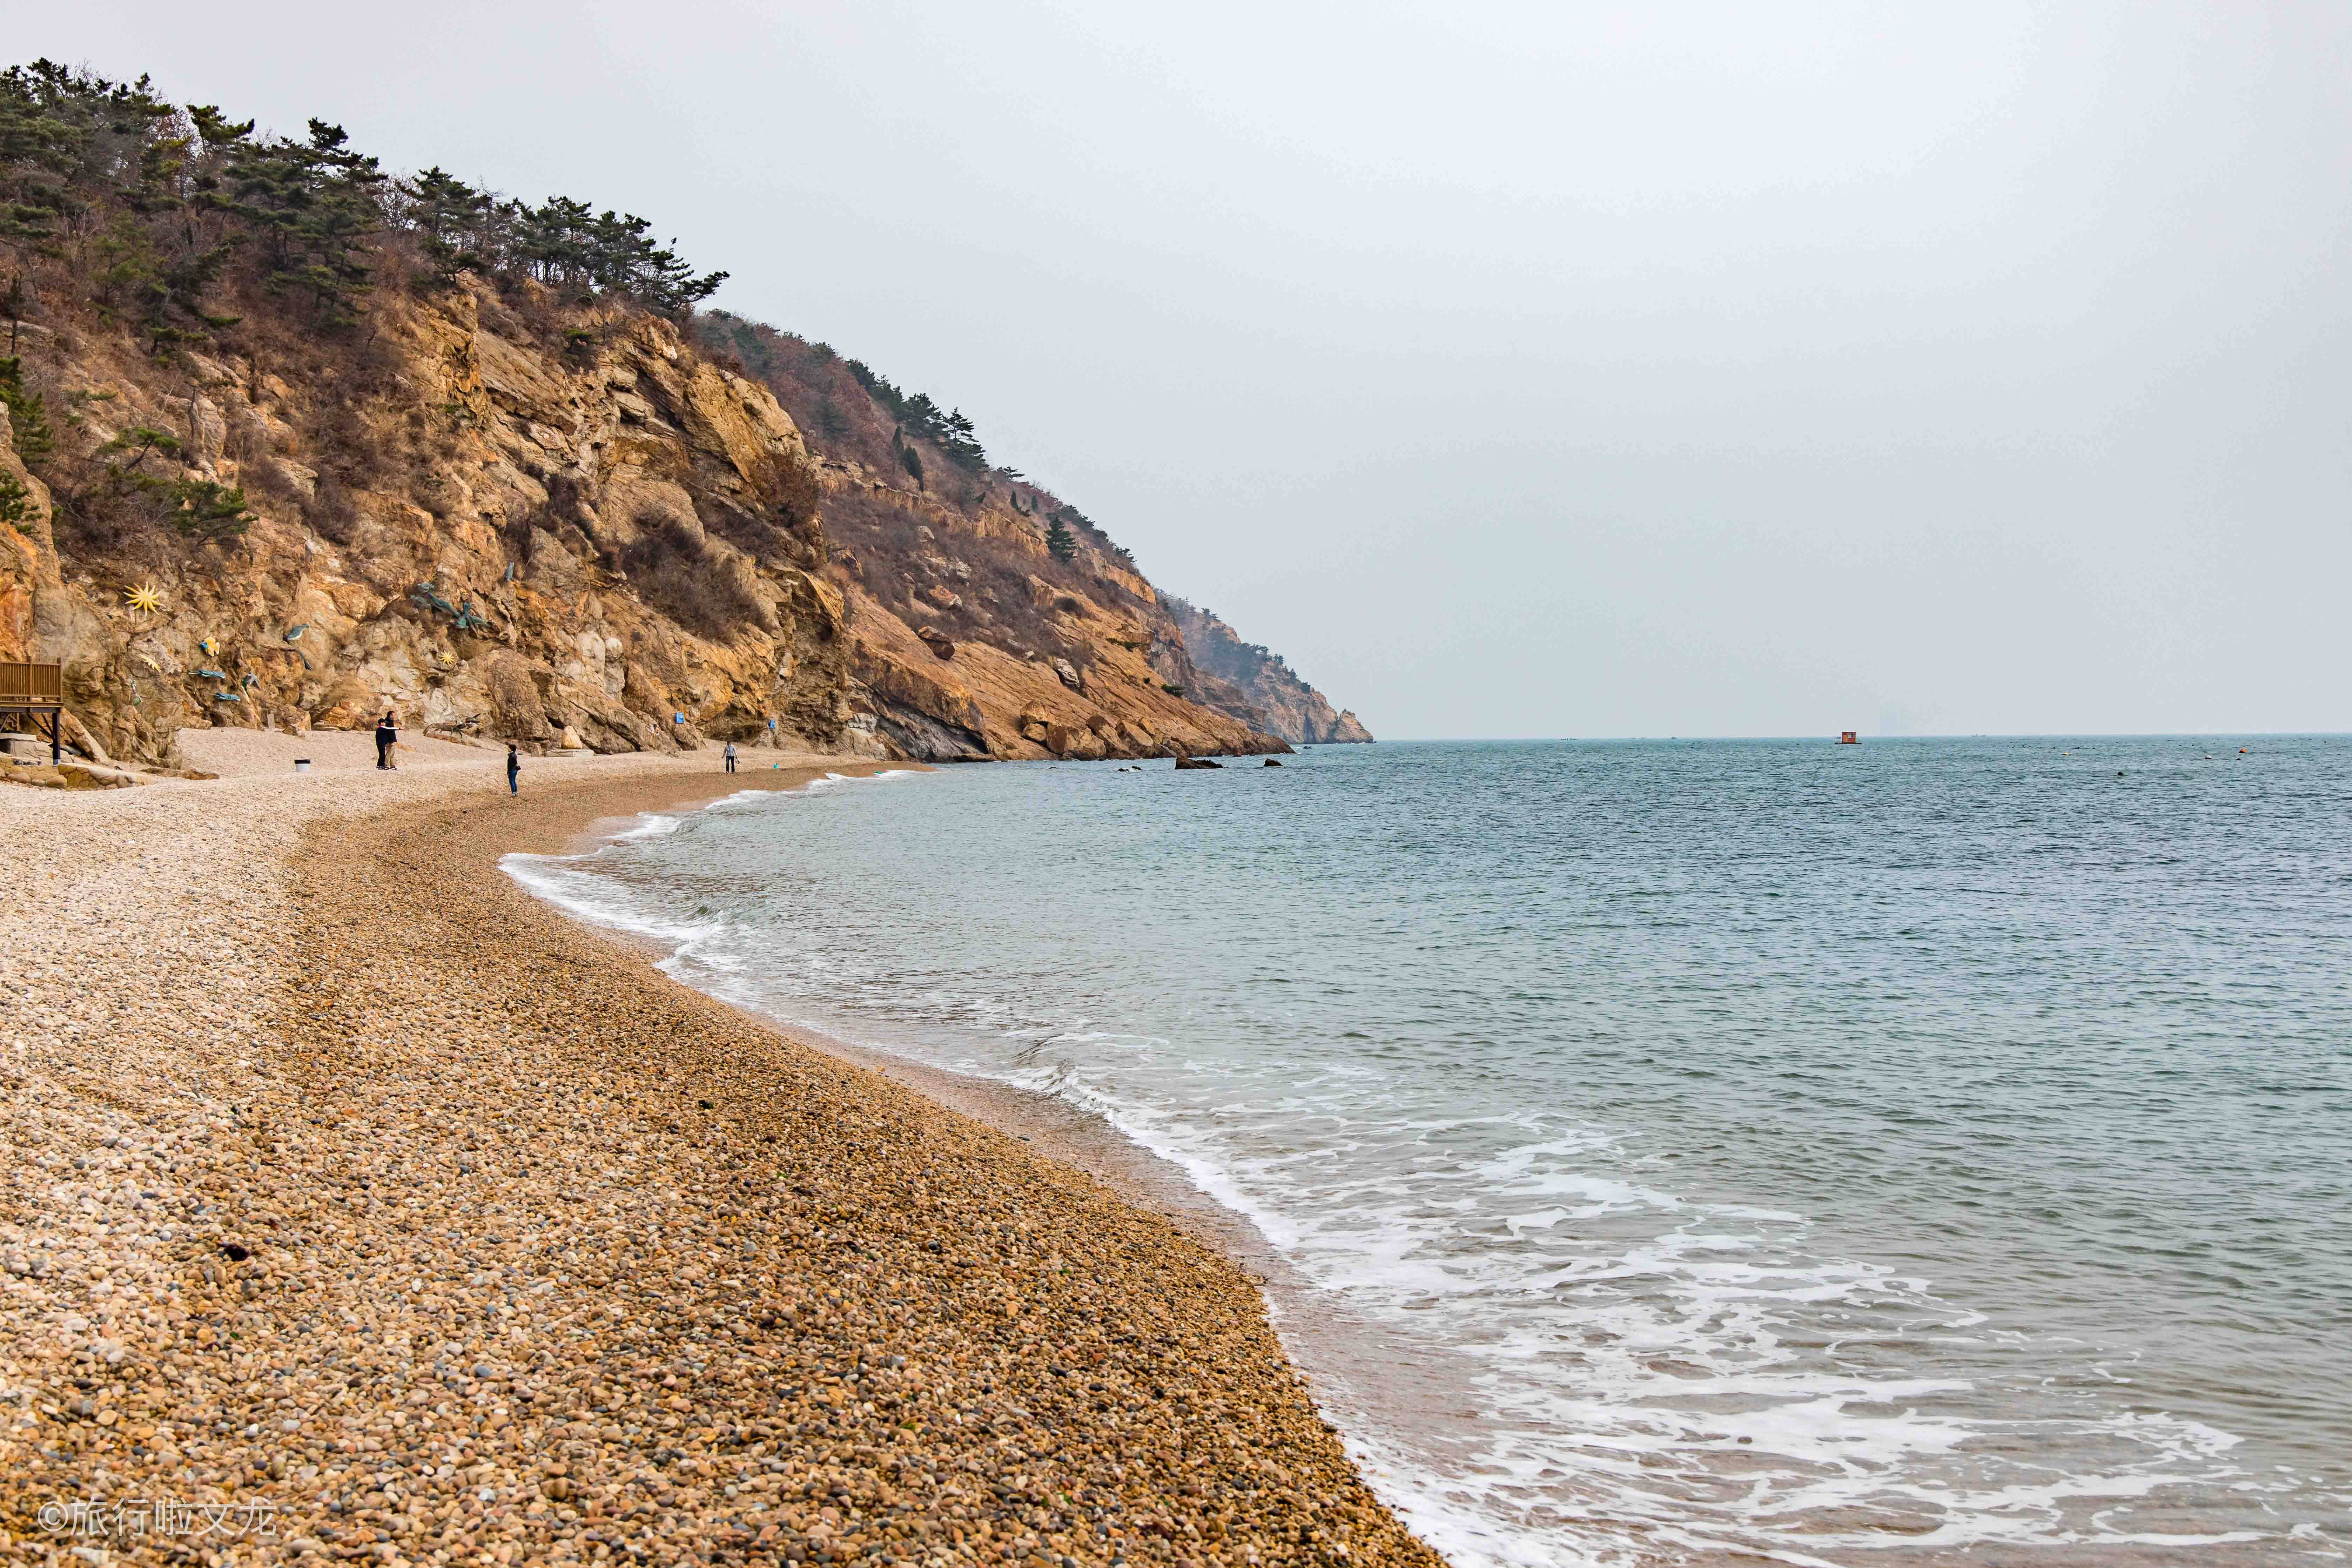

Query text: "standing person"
[723, 740, 738, 774]
[374, 711, 398, 770]
[506, 743, 521, 794]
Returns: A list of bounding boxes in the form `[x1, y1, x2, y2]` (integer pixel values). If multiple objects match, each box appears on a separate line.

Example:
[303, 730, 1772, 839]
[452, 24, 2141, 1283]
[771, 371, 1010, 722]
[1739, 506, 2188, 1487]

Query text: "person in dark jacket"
[506, 744, 521, 794]
[375, 712, 398, 769]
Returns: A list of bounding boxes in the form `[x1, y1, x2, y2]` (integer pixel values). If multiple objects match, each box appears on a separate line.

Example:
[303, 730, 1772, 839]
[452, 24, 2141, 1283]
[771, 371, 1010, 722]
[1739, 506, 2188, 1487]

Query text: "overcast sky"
[28, 2, 2352, 736]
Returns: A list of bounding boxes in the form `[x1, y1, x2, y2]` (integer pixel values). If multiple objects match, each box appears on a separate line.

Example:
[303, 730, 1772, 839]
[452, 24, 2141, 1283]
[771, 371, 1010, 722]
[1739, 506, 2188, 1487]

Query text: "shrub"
[618, 511, 770, 642]
[164, 477, 253, 542]
[81, 425, 252, 544]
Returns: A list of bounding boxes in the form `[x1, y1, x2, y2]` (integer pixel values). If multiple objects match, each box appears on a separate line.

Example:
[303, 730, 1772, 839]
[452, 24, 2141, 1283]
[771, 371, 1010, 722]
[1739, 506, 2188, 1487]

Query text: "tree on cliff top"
[0, 60, 732, 337]
[390, 171, 728, 317]
[217, 119, 385, 327]
[838, 356, 989, 472]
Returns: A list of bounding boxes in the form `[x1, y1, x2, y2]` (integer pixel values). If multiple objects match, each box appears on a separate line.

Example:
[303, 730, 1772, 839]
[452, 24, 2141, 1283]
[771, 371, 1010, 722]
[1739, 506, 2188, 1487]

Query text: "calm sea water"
[505, 739, 2352, 1567]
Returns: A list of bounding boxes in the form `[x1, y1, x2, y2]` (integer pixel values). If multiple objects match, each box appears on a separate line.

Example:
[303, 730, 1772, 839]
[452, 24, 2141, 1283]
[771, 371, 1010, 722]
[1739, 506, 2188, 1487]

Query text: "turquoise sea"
[506, 738, 2351, 1566]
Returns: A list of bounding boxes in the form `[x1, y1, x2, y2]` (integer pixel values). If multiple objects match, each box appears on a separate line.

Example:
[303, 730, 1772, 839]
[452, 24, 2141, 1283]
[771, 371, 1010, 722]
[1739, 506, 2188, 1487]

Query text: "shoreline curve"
[0, 751, 1447, 1568]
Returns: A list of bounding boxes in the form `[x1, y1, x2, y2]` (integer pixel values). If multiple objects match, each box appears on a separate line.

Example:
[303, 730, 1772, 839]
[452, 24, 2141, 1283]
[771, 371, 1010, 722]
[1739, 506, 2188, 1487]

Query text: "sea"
[503, 738, 2351, 1567]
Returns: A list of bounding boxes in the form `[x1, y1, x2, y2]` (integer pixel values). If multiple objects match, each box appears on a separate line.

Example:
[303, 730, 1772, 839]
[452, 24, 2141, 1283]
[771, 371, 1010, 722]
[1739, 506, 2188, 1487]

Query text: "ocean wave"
[499, 746, 2350, 1565]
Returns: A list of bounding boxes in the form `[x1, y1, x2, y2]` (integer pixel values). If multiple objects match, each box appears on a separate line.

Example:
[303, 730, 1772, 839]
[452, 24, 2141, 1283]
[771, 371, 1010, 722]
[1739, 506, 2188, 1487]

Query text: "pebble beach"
[0, 746, 1444, 1568]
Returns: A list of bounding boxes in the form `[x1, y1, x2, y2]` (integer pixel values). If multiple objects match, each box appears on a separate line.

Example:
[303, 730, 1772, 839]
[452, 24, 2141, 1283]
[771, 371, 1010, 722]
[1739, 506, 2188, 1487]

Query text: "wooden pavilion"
[0, 661, 63, 764]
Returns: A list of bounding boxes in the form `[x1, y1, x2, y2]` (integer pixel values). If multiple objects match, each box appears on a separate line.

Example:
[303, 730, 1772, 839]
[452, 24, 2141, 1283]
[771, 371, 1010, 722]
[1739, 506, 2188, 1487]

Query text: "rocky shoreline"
[0, 756, 1443, 1568]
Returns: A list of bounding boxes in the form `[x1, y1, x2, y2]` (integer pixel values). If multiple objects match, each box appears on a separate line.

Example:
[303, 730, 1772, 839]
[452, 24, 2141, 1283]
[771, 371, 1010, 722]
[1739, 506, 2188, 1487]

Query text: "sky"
[20, 1, 2352, 737]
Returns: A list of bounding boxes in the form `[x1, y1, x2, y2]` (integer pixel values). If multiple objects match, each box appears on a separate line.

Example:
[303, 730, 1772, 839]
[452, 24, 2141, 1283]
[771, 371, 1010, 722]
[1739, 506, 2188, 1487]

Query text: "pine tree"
[4, 62, 740, 338]
[84, 423, 251, 543]
[167, 477, 254, 543]
[187, 103, 255, 150]
[401, 166, 491, 285]
[0, 356, 54, 464]
[0, 468, 36, 532]
[1044, 513, 1077, 563]
[219, 118, 385, 326]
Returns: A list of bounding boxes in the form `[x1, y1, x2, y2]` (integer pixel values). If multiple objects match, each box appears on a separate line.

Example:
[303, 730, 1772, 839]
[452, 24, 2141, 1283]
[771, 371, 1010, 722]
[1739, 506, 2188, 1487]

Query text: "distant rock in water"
[1263, 758, 1283, 766]
[1175, 754, 1224, 770]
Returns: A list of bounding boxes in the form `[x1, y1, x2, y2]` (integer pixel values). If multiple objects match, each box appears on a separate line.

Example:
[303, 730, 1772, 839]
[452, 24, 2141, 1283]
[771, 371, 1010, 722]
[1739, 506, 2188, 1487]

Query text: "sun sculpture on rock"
[125, 583, 162, 613]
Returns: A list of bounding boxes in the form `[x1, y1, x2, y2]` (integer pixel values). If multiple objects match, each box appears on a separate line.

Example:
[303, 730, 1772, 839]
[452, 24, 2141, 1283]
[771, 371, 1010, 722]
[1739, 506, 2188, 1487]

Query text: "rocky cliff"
[696, 314, 1361, 761]
[0, 63, 1353, 767]
[2, 285, 865, 763]
[1163, 596, 1373, 745]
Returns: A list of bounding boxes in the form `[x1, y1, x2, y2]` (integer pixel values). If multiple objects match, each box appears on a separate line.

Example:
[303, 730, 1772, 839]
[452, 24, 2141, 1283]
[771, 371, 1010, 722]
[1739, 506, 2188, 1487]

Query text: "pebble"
[0, 755, 1442, 1568]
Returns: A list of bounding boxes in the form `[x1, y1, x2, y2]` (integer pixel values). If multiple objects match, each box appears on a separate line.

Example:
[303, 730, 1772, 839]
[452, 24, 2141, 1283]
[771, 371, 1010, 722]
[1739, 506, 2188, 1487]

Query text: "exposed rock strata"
[6, 288, 866, 762]
[843, 574, 1289, 765]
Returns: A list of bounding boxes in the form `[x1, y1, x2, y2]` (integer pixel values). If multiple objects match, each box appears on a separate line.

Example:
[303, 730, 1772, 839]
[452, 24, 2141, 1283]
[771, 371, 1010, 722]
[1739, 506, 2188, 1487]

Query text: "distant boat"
[1839, 731, 1860, 745]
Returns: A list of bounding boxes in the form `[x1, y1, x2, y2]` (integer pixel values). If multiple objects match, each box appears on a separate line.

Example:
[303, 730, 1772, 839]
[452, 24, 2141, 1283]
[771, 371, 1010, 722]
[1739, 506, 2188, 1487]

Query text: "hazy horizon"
[26, 2, 2352, 740]
[1325, 730, 2352, 741]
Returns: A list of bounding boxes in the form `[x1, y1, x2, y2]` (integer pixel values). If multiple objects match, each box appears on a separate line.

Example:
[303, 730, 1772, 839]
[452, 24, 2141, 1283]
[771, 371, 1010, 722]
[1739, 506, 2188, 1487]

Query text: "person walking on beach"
[723, 740, 738, 774]
[375, 711, 399, 770]
[506, 743, 521, 794]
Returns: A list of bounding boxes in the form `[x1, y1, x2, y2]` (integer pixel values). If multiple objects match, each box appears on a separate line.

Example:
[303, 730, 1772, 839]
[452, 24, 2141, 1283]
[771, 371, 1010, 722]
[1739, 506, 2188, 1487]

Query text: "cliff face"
[3, 287, 863, 764]
[820, 462, 1296, 762]
[1164, 597, 1373, 744]
[0, 381, 54, 670]
[694, 316, 1344, 762]
[1, 64, 1352, 767]
[1, 285, 1293, 765]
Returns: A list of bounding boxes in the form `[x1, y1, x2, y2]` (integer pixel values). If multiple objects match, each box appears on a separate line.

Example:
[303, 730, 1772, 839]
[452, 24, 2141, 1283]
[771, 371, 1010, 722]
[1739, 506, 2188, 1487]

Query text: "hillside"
[0, 62, 1360, 766]
[694, 314, 1373, 757]
[1163, 595, 1372, 745]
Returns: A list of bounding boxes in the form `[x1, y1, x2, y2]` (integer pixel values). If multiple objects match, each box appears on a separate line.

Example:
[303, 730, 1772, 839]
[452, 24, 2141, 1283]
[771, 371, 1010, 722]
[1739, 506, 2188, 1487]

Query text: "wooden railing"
[0, 661, 62, 705]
